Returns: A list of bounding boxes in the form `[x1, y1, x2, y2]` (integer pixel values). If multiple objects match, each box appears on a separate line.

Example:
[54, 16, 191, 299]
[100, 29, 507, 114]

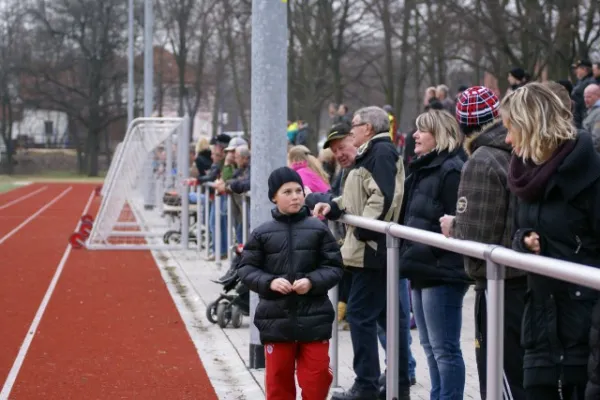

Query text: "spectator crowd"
[183, 58, 600, 400]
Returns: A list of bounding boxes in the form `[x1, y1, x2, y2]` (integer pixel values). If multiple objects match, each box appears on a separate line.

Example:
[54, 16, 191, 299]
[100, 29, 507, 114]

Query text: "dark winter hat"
[572, 59, 592, 69]
[210, 133, 232, 147]
[455, 86, 500, 132]
[323, 122, 352, 149]
[268, 167, 304, 202]
[509, 67, 526, 81]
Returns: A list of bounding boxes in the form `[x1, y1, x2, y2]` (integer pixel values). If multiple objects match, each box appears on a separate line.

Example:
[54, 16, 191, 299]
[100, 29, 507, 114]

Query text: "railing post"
[204, 185, 210, 259]
[485, 246, 505, 400]
[328, 284, 339, 388]
[226, 194, 233, 262]
[385, 227, 400, 400]
[214, 192, 222, 266]
[196, 185, 202, 252]
[242, 195, 248, 244]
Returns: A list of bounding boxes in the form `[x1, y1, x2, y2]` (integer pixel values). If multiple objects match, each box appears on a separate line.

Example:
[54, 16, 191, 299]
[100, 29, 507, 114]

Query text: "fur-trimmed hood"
[463, 119, 512, 157]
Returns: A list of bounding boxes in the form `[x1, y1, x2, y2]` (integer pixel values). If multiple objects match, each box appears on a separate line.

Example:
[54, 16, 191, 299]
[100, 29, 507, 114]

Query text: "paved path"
[161, 249, 482, 400]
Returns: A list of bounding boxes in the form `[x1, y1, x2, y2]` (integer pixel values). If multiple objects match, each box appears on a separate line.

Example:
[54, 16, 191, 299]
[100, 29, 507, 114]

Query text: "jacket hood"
[464, 119, 512, 156]
[552, 131, 600, 199]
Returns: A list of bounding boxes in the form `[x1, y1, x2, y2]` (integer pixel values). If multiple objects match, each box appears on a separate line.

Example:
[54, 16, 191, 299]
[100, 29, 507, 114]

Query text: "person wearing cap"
[198, 133, 231, 260]
[215, 145, 251, 245]
[439, 86, 526, 400]
[593, 61, 600, 84]
[507, 67, 529, 94]
[571, 59, 596, 129]
[237, 166, 343, 400]
[312, 107, 410, 400]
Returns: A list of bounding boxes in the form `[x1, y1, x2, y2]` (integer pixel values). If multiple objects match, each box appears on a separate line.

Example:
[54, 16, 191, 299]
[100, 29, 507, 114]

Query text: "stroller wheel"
[163, 230, 181, 245]
[205, 301, 218, 324]
[231, 305, 243, 328]
[217, 301, 232, 328]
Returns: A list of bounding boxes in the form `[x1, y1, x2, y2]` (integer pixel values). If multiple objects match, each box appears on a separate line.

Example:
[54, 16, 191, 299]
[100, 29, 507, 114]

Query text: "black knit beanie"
[268, 167, 304, 202]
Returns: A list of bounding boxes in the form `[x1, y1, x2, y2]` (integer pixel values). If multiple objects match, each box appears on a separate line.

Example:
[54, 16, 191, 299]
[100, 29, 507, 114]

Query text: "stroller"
[205, 244, 250, 328]
[161, 190, 203, 246]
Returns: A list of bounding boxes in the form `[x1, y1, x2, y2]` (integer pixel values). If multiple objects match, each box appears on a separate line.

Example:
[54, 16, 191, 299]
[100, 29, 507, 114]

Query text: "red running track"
[0, 183, 218, 399]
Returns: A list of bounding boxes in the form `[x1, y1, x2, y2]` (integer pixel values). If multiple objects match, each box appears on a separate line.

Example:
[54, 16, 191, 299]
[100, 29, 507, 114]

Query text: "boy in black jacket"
[237, 167, 344, 400]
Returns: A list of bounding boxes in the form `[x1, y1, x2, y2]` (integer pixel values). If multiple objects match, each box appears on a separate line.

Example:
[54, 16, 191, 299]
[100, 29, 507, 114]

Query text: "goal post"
[86, 116, 191, 250]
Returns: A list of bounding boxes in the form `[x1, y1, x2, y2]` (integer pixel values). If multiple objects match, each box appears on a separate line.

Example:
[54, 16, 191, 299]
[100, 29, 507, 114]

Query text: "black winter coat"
[237, 206, 344, 344]
[399, 150, 471, 288]
[511, 132, 600, 388]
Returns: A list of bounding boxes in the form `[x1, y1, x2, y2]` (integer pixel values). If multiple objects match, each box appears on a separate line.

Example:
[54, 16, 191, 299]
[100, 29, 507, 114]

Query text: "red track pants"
[264, 340, 333, 400]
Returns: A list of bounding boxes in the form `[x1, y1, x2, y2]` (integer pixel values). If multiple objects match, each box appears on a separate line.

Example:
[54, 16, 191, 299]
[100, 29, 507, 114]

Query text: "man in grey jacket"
[583, 84, 600, 151]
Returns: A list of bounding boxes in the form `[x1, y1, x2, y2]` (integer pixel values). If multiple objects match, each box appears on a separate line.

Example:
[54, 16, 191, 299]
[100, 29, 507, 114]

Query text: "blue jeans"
[346, 267, 411, 392]
[412, 284, 468, 400]
[376, 278, 416, 379]
[209, 196, 228, 256]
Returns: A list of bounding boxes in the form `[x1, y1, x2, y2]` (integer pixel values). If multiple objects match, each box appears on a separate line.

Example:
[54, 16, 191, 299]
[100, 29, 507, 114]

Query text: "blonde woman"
[287, 145, 330, 194]
[501, 82, 600, 400]
[400, 109, 470, 399]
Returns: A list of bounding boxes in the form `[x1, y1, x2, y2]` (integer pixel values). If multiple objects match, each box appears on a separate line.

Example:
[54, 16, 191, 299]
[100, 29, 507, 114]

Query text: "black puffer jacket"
[237, 206, 343, 343]
[399, 150, 471, 288]
[511, 132, 600, 388]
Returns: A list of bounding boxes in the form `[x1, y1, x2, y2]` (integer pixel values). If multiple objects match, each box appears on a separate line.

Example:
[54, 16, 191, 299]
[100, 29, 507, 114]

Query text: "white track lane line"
[0, 187, 72, 246]
[0, 189, 95, 400]
[0, 186, 48, 211]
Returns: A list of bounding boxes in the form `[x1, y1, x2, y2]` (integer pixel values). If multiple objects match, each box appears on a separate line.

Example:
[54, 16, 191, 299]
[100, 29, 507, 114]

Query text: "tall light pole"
[127, 0, 134, 126]
[248, 0, 288, 369]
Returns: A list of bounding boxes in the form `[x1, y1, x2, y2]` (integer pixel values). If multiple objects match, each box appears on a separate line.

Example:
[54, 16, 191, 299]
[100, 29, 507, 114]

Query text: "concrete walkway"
[153, 249, 482, 400]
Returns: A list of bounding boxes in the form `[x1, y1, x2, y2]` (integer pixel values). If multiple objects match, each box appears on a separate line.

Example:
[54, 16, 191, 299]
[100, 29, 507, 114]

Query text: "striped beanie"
[455, 86, 500, 133]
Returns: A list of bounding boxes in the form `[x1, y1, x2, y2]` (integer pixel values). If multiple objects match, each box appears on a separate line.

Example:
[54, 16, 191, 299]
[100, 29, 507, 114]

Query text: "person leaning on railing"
[401, 109, 471, 399]
[313, 106, 411, 400]
[439, 86, 527, 400]
[502, 82, 600, 399]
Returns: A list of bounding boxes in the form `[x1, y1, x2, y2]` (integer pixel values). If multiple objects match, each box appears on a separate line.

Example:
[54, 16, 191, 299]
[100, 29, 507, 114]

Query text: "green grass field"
[0, 172, 105, 190]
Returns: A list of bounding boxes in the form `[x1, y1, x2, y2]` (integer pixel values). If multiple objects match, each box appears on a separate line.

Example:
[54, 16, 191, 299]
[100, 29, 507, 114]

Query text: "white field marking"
[0, 186, 48, 211]
[0, 187, 72, 246]
[0, 189, 95, 400]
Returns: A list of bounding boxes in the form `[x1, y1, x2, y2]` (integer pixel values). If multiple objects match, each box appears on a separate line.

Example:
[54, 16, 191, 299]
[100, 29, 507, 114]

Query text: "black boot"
[331, 384, 378, 400]
[378, 384, 411, 400]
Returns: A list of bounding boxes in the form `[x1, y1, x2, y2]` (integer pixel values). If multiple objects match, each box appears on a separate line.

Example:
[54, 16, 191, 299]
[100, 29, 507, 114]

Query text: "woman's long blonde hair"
[415, 109, 462, 153]
[500, 82, 576, 165]
[288, 145, 330, 184]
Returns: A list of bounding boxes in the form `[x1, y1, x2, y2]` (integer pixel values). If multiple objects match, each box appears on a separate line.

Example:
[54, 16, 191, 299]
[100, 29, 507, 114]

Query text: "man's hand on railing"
[184, 178, 198, 187]
[213, 179, 227, 195]
[524, 232, 541, 254]
[313, 202, 331, 218]
[439, 214, 455, 238]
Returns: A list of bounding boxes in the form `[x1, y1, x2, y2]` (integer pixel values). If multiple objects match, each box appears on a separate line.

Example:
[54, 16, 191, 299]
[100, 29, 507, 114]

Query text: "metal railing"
[339, 214, 600, 400]
[186, 185, 600, 400]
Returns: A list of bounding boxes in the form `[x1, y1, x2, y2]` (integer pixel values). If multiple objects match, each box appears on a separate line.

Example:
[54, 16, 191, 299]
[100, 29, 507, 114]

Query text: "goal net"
[86, 117, 191, 250]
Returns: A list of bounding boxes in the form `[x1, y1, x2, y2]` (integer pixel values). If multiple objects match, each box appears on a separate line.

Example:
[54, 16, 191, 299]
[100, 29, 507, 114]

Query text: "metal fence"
[175, 183, 600, 400]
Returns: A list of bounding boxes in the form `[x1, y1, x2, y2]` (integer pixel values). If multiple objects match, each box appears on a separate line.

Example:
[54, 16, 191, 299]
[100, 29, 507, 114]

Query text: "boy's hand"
[292, 278, 312, 295]
[270, 278, 293, 294]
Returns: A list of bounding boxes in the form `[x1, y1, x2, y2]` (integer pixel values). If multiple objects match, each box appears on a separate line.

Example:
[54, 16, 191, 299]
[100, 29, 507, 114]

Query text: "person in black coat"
[400, 109, 471, 400]
[502, 82, 600, 399]
[237, 166, 343, 400]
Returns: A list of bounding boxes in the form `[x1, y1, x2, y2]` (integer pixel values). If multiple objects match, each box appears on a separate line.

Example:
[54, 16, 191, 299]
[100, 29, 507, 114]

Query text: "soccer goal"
[100, 141, 124, 198]
[85, 116, 192, 250]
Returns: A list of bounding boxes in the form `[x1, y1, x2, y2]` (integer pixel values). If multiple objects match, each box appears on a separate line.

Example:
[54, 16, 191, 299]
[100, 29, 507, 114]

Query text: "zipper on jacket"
[575, 235, 582, 254]
[288, 222, 298, 340]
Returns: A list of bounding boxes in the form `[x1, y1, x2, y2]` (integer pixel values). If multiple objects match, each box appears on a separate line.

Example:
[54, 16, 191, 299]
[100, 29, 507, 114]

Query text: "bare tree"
[0, 0, 27, 174]
[22, 0, 128, 176]
[157, 0, 217, 129]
